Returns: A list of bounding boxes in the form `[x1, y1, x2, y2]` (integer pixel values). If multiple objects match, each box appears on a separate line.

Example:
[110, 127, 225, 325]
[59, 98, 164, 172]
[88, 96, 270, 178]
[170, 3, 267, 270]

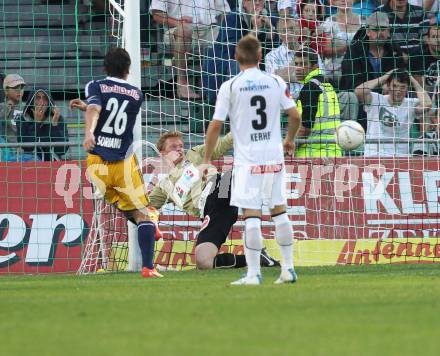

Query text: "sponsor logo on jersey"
[240, 80, 270, 92]
[379, 107, 399, 128]
[100, 84, 140, 100]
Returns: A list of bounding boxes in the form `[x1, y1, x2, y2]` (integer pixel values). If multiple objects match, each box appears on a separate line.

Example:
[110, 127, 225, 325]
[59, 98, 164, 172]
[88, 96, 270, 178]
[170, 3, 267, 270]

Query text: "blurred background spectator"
[265, 18, 325, 99]
[320, 0, 364, 85]
[376, 0, 429, 58]
[203, 0, 278, 104]
[355, 69, 432, 156]
[0, 73, 34, 162]
[150, 0, 231, 99]
[17, 89, 69, 161]
[408, 24, 440, 101]
[339, 12, 406, 126]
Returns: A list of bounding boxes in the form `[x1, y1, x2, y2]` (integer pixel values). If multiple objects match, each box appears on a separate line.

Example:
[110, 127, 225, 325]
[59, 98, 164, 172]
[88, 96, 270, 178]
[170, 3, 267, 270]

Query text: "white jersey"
[213, 67, 296, 166]
[364, 92, 419, 157]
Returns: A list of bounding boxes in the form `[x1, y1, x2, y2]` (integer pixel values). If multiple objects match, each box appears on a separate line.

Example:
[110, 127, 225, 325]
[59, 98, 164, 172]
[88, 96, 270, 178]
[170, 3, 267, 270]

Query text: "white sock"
[244, 217, 263, 277]
[272, 213, 294, 271]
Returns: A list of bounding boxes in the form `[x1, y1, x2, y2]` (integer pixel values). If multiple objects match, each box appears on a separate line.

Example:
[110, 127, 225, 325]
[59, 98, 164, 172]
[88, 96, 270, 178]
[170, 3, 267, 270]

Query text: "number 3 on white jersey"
[102, 97, 128, 135]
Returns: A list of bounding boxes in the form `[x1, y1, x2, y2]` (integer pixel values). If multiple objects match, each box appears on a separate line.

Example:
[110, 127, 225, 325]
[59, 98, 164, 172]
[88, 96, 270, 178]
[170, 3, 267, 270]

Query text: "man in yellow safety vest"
[294, 47, 342, 158]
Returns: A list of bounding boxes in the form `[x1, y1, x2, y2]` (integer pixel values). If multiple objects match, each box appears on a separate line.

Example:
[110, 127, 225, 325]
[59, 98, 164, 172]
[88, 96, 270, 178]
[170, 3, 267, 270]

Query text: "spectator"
[17, 89, 69, 161]
[339, 12, 405, 124]
[150, 0, 230, 100]
[0, 74, 33, 162]
[424, 0, 440, 13]
[319, 0, 363, 84]
[355, 69, 432, 156]
[409, 24, 440, 100]
[293, 48, 342, 157]
[298, 0, 326, 38]
[376, 0, 429, 56]
[278, 0, 298, 19]
[0, 72, 5, 102]
[352, 0, 379, 20]
[203, 0, 278, 104]
[265, 18, 325, 99]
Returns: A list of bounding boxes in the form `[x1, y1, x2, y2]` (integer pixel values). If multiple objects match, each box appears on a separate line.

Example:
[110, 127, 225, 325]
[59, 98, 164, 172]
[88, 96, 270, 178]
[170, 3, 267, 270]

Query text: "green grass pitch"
[1, 264, 439, 356]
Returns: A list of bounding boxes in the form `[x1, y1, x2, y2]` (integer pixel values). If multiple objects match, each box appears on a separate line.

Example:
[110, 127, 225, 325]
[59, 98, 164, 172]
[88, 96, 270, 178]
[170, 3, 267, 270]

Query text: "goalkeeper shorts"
[196, 172, 238, 249]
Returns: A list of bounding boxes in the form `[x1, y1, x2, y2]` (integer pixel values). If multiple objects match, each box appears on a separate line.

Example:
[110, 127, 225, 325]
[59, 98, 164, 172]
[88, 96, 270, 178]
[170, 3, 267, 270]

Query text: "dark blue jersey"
[85, 77, 144, 161]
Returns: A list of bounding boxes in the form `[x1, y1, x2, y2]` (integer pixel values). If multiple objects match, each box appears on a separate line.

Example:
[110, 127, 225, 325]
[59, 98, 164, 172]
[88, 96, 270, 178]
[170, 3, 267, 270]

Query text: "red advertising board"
[0, 161, 94, 273]
[1, 157, 440, 273]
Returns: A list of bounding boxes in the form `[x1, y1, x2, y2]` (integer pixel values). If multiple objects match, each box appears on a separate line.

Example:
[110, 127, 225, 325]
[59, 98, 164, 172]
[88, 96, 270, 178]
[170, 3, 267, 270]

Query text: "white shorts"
[230, 164, 287, 210]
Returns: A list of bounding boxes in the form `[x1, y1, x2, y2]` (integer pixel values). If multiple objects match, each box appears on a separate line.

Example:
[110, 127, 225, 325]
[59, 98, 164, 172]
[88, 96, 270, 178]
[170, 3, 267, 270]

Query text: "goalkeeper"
[150, 131, 279, 270]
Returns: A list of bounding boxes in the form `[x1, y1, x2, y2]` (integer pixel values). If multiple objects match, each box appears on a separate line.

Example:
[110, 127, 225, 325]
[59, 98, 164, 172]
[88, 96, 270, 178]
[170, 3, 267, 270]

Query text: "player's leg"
[195, 172, 246, 269]
[229, 166, 264, 285]
[270, 207, 297, 284]
[230, 208, 263, 285]
[195, 205, 246, 269]
[242, 209, 263, 278]
[269, 170, 298, 284]
[117, 155, 162, 278]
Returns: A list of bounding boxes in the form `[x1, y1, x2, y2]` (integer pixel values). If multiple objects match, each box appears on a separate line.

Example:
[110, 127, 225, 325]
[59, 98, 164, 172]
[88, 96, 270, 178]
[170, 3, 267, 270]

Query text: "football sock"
[213, 253, 247, 268]
[244, 217, 263, 277]
[273, 213, 294, 271]
[138, 221, 156, 269]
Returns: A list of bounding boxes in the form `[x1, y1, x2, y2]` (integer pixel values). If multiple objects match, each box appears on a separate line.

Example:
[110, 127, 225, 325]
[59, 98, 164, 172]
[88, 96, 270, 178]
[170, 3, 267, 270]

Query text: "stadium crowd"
[2, 0, 440, 160]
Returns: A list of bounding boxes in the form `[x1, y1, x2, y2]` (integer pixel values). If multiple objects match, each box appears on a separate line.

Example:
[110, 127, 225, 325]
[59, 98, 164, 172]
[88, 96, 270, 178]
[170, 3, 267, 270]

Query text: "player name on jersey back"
[85, 77, 144, 161]
[96, 136, 122, 149]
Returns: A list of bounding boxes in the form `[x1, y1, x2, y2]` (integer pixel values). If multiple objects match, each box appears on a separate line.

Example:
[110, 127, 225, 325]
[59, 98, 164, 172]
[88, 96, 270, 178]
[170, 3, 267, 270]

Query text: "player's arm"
[83, 81, 103, 152]
[203, 82, 229, 163]
[284, 107, 301, 156]
[203, 120, 224, 164]
[192, 132, 233, 160]
[148, 184, 168, 210]
[69, 98, 87, 112]
[83, 104, 101, 152]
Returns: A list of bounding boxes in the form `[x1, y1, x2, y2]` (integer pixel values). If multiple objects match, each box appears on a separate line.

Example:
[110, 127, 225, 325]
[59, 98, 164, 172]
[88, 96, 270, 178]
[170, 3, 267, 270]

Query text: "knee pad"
[273, 213, 293, 246]
[244, 217, 263, 251]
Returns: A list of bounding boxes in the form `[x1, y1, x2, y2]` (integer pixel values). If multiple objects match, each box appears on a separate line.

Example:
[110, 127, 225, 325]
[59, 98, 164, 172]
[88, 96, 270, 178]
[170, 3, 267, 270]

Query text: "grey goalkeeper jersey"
[148, 133, 233, 217]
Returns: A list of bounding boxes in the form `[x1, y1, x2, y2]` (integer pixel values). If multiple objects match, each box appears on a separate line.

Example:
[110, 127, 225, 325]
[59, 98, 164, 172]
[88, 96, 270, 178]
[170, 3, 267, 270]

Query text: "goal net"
[2, 1, 438, 275]
[76, 0, 440, 274]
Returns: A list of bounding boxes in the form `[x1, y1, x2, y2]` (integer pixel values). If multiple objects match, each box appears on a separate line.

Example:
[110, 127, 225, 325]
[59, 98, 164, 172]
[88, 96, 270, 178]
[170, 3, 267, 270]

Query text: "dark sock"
[213, 253, 247, 269]
[235, 254, 247, 268]
[137, 221, 156, 269]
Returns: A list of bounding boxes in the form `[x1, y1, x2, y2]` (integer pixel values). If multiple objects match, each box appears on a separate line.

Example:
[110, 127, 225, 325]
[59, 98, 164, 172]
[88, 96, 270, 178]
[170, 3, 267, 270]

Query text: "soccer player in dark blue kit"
[70, 47, 162, 278]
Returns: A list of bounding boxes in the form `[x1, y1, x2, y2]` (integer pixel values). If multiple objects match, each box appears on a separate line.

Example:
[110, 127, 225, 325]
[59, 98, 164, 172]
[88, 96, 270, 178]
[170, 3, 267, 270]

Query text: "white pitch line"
[367, 219, 440, 225]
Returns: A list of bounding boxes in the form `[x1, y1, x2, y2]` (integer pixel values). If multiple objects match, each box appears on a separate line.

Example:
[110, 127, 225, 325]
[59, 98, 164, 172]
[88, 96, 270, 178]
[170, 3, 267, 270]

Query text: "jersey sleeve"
[279, 79, 296, 110]
[212, 82, 230, 121]
[85, 81, 102, 107]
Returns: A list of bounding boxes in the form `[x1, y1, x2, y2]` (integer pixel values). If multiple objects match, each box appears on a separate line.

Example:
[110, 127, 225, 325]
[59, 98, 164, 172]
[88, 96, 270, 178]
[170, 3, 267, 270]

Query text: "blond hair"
[156, 131, 183, 151]
[236, 34, 261, 65]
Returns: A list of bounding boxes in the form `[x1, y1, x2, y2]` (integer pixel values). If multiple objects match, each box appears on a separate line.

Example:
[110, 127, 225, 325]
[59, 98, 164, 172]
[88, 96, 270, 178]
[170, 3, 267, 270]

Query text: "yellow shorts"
[86, 153, 149, 211]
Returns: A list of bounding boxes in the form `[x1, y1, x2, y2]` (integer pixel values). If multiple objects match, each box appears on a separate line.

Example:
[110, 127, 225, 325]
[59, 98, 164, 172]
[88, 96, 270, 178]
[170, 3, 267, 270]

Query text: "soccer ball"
[336, 120, 365, 151]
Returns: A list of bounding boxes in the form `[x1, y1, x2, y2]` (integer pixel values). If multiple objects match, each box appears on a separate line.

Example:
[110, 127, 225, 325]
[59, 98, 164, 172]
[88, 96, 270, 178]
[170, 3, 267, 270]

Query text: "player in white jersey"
[203, 34, 302, 285]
